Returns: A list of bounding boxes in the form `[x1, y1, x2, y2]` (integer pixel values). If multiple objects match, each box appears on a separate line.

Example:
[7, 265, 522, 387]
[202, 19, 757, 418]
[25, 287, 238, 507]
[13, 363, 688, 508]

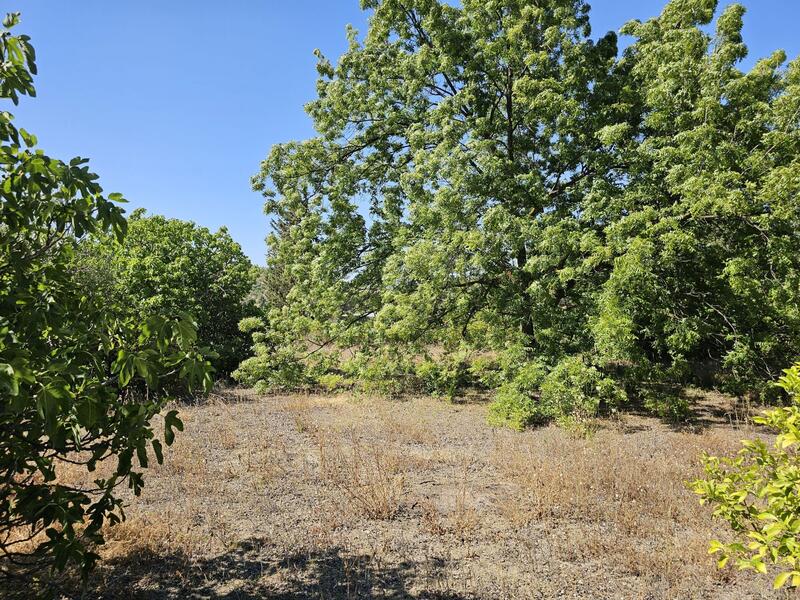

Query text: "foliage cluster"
[76, 210, 256, 376]
[693, 363, 800, 589]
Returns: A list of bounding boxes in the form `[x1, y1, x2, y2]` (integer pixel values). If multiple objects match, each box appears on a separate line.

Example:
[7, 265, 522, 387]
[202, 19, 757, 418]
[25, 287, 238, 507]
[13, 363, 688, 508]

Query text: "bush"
[642, 389, 691, 423]
[317, 373, 351, 392]
[539, 357, 624, 420]
[488, 357, 626, 430]
[76, 210, 255, 376]
[415, 350, 471, 400]
[0, 13, 212, 578]
[487, 385, 540, 431]
[344, 350, 417, 397]
[468, 354, 503, 389]
[234, 346, 311, 392]
[487, 360, 547, 430]
[692, 363, 800, 590]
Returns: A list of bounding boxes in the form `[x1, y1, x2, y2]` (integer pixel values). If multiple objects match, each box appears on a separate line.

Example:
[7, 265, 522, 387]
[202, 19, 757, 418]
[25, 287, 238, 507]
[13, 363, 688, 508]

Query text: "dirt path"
[16, 390, 789, 599]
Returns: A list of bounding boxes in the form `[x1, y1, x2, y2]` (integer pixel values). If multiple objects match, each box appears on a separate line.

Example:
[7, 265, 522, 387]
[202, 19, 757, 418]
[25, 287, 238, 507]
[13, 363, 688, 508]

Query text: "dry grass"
[488, 423, 748, 597]
[491, 425, 737, 527]
[318, 431, 408, 520]
[4, 389, 788, 599]
[420, 457, 479, 540]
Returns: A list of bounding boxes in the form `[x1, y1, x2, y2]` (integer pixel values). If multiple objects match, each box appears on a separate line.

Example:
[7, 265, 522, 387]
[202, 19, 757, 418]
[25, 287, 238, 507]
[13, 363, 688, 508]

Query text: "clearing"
[12, 390, 789, 599]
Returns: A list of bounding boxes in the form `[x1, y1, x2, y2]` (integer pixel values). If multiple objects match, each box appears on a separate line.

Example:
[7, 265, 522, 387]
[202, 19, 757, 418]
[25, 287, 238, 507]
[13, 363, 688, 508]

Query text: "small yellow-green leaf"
[774, 571, 791, 589]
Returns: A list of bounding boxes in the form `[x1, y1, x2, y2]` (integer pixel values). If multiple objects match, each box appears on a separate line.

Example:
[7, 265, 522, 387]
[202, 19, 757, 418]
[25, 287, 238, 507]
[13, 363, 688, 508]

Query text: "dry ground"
[7, 389, 794, 599]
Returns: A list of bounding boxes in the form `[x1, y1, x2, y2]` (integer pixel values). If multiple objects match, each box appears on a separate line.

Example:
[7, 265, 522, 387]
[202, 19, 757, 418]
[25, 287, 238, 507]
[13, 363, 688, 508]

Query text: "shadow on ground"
[12, 539, 474, 600]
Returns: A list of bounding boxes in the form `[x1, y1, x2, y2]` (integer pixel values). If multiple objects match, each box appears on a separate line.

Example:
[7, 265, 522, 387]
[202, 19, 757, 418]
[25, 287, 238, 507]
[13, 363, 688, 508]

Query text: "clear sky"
[9, 1, 800, 264]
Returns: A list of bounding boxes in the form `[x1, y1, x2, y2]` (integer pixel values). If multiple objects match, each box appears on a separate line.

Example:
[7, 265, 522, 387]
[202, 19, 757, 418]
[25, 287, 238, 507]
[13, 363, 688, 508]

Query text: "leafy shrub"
[0, 13, 213, 578]
[233, 317, 314, 390]
[487, 360, 548, 430]
[642, 389, 691, 423]
[692, 363, 800, 589]
[468, 354, 503, 389]
[76, 210, 255, 376]
[415, 350, 471, 399]
[344, 350, 417, 397]
[234, 346, 311, 392]
[488, 357, 626, 430]
[317, 373, 351, 392]
[487, 385, 539, 431]
[539, 357, 626, 420]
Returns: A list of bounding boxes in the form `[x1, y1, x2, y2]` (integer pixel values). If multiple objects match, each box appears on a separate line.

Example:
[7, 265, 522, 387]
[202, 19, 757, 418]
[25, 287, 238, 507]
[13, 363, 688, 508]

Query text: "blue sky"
[10, 1, 800, 264]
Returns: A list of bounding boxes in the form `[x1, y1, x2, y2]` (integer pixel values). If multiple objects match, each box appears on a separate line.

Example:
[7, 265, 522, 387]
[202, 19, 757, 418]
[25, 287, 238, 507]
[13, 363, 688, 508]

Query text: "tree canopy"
[77, 210, 256, 377]
[238, 0, 800, 424]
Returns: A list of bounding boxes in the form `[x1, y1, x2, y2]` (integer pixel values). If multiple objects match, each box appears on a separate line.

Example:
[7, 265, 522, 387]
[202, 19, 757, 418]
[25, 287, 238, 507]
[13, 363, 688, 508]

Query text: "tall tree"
[241, 0, 625, 389]
[592, 0, 800, 397]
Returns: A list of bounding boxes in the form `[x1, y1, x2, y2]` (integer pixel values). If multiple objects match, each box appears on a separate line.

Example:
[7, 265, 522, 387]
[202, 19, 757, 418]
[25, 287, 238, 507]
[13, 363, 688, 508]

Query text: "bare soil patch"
[7, 389, 790, 599]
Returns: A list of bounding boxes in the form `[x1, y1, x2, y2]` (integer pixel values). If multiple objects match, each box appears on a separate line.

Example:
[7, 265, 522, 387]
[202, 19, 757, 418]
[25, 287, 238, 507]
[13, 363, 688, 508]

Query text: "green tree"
[77, 210, 256, 376]
[692, 363, 800, 590]
[239, 0, 625, 398]
[246, 211, 297, 313]
[592, 0, 800, 399]
[241, 0, 799, 424]
[0, 13, 212, 579]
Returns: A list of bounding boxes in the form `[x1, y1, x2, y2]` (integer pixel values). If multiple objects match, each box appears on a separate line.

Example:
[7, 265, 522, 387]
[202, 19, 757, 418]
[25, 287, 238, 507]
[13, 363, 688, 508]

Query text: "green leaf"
[164, 410, 183, 446]
[174, 318, 198, 350]
[133, 355, 157, 388]
[152, 439, 164, 464]
[75, 398, 102, 429]
[774, 572, 792, 589]
[36, 388, 61, 437]
[0, 362, 19, 395]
